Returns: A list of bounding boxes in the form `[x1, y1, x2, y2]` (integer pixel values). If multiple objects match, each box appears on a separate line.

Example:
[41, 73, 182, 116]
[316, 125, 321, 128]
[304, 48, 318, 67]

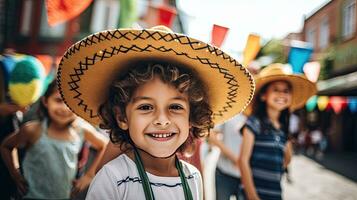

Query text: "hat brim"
[57, 29, 255, 126]
[244, 74, 316, 115]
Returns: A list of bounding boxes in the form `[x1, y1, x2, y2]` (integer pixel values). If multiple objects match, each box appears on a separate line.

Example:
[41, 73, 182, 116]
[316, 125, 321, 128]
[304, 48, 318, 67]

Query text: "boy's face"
[119, 76, 191, 158]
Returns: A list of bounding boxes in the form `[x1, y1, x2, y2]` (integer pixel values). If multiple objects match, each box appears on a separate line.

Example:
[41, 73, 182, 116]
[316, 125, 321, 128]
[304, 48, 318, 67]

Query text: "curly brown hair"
[98, 60, 214, 154]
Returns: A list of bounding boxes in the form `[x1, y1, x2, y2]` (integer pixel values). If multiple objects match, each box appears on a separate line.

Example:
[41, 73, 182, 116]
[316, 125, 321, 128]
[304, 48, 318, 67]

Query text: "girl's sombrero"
[245, 63, 317, 115]
[57, 26, 255, 126]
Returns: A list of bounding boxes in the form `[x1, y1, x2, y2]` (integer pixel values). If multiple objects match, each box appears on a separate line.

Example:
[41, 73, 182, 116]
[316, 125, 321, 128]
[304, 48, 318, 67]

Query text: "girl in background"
[1, 80, 107, 199]
[238, 64, 316, 200]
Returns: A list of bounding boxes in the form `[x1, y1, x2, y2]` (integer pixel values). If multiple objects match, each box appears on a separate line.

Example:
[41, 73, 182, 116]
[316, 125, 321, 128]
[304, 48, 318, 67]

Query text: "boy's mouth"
[147, 132, 177, 141]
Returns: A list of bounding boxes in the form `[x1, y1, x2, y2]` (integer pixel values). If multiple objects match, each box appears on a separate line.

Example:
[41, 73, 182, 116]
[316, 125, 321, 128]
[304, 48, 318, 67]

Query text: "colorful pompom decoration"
[9, 56, 45, 106]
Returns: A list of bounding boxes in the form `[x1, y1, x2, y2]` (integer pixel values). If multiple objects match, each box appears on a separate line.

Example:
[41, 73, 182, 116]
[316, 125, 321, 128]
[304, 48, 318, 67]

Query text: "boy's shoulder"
[179, 159, 201, 178]
[102, 153, 134, 170]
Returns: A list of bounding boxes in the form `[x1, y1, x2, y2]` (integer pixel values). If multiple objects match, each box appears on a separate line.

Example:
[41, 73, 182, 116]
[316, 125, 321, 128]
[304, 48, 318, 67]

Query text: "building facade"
[301, 0, 357, 152]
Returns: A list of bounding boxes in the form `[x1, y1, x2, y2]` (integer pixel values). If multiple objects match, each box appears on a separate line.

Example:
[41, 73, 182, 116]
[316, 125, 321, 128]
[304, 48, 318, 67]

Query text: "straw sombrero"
[245, 63, 316, 115]
[57, 26, 255, 126]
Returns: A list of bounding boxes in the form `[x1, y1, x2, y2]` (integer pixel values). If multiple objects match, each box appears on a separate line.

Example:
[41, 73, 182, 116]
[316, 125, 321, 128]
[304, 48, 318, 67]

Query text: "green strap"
[134, 148, 155, 200]
[133, 148, 194, 200]
[176, 157, 194, 200]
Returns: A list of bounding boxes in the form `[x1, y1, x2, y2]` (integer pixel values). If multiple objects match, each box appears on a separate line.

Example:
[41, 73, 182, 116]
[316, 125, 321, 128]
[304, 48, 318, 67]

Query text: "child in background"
[0, 80, 108, 199]
[238, 64, 316, 200]
[57, 26, 255, 199]
[208, 114, 246, 200]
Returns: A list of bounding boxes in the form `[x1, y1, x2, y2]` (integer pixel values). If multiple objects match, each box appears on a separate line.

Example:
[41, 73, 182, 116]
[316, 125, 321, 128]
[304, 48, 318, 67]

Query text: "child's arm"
[0, 122, 40, 196]
[207, 130, 237, 165]
[283, 140, 293, 168]
[0, 103, 25, 116]
[96, 141, 123, 173]
[71, 125, 108, 196]
[238, 127, 260, 200]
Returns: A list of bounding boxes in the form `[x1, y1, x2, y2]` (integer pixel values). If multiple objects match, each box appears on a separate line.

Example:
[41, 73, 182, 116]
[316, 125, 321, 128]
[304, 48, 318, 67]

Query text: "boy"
[57, 26, 254, 199]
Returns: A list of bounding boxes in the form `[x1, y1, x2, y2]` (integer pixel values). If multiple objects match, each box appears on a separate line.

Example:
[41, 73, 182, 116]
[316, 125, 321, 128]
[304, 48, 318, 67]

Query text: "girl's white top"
[86, 154, 203, 200]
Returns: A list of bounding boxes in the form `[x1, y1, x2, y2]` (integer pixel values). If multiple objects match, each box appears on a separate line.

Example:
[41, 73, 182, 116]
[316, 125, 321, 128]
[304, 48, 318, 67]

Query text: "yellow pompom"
[9, 79, 42, 106]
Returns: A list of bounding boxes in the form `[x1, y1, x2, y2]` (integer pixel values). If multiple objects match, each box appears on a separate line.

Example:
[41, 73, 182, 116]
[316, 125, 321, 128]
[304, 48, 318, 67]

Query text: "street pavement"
[201, 144, 357, 200]
[282, 155, 357, 200]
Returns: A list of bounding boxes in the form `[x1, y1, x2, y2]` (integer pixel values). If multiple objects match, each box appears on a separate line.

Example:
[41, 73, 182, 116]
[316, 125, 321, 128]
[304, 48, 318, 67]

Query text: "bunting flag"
[317, 96, 329, 111]
[306, 96, 357, 113]
[118, 0, 138, 28]
[288, 40, 313, 74]
[46, 0, 93, 26]
[306, 95, 317, 112]
[243, 34, 261, 67]
[348, 97, 357, 113]
[303, 62, 321, 82]
[157, 4, 177, 28]
[211, 24, 229, 48]
[329, 96, 348, 114]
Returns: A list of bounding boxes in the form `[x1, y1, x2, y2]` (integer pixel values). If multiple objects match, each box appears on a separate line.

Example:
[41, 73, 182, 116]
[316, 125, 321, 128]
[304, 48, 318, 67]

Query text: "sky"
[177, 0, 330, 59]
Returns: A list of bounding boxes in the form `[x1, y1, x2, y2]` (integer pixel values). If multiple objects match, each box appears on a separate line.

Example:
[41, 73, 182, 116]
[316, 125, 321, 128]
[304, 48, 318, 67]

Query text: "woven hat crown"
[257, 63, 293, 79]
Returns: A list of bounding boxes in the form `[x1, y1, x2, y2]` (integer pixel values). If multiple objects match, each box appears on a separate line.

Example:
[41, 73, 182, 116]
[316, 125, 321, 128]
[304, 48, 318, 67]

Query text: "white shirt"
[86, 154, 203, 200]
[214, 114, 246, 178]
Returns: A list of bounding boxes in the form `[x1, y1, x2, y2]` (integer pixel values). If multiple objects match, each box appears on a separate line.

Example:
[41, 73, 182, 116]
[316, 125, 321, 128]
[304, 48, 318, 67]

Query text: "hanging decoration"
[317, 96, 329, 111]
[8, 56, 45, 106]
[348, 97, 357, 113]
[46, 0, 93, 26]
[306, 95, 317, 112]
[157, 4, 177, 28]
[288, 40, 313, 74]
[303, 61, 321, 82]
[0, 55, 16, 88]
[243, 34, 261, 67]
[118, 0, 138, 28]
[211, 24, 229, 48]
[329, 96, 348, 114]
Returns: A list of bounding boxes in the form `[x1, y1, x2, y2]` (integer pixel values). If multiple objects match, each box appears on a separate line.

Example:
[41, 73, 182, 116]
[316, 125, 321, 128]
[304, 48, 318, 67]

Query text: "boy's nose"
[153, 111, 171, 127]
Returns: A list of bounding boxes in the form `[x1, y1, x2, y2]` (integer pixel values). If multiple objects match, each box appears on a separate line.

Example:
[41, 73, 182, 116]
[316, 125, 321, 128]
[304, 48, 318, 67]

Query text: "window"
[342, 0, 356, 39]
[90, 0, 120, 33]
[20, 0, 34, 36]
[306, 27, 316, 48]
[319, 17, 329, 49]
[39, 2, 66, 38]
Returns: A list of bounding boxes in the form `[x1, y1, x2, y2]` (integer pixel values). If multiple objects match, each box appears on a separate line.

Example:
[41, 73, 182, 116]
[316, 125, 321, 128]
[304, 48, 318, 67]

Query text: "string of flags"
[306, 96, 357, 114]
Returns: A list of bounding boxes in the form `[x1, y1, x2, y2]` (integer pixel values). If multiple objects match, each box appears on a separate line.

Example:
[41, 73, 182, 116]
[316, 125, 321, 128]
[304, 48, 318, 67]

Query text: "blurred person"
[283, 113, 301, 184]
[238, 64, 316, 200]
[208, 114, 246, 200]
[0, 80, 108, 200]
[309, 127, 324, 160]
[0, 51, 27, 200]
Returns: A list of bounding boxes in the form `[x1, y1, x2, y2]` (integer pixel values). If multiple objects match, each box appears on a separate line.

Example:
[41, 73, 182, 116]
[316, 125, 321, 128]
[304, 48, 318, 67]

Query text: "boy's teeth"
[151, 133, 173, 138]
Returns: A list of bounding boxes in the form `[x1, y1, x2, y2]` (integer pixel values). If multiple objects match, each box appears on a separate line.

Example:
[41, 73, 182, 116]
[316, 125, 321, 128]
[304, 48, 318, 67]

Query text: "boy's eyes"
[136, 104, 185, 111]
[169, 104, 184, 110]
[137, 104, 153, 110]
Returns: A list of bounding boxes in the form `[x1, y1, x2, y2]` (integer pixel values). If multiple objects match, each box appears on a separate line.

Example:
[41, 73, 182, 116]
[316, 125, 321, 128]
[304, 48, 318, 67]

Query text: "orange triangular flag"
[46, 0, 93, 26]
